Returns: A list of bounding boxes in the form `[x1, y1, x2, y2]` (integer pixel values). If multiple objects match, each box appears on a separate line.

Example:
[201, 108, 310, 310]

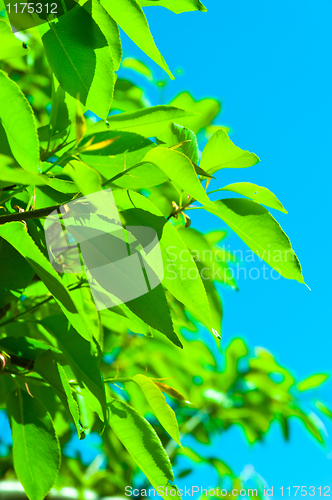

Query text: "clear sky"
[119, 0, 332, 495]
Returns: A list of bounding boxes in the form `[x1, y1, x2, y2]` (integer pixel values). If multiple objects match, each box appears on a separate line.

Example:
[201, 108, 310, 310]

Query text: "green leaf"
[79, 130, 166, 189]
[177, 227, 237, 289]
[133, 374, 181, 445]
[170, 93, 220, 134]
[176, 227, 235, 336]
[62, 273, 102, 348]
[210, 182, 287, 214]
[0, 155, 48, 187]
[125, 284, 182, 348]
[204, 198, 305, 283]
[0, 238, 34, 307]
[33, 185, 73, 210]
[107, 398, 175, 493]
[153, 382, 188, 402]
[41, 315, 107, 422]
[122, 57, 153, 79]
[210, 458, 232, 477]
[101, 0, 173, 78]
[291, 407, 324, 443]
[315, 401, 332, 418]
[7, 388, 60, 500]
[112, 78, 146, 112]
[200, 129, 260, 175]
[63, 160, 102, 195]
[46, 74, 77, 145]
[42, 2, 115, 119]
[195, 260, 223, 338]
[142, 147, 213, 207]
[204, 230, 227, 246]
[87, 105, 197, 137]
[0, 336, 61, 360]
[157, 122, 199, 164]
[177, 447, 201, 462]
[48, 76, 77, 143]
[34, 350, 82, 437]
[138, 0, 207, 13]
[46, 176, 79, 195]
[0, 222, 93, 341]
[113, 190, 212, 330]
[297, 374, 328, 391]
[0, 70, 40, 172]
[222, 338, 248, 388]
[86, 0, 122, 71]
[0, 20, 31, 60]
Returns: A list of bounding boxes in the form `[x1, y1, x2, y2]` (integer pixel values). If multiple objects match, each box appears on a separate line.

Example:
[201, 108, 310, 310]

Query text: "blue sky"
[119, 0, 332, 495]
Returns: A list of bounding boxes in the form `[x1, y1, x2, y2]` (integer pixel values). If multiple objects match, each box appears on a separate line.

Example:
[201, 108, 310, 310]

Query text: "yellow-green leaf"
[107, 398, 176, 495]
[63, 160, 102, 195]
[210, 182, 287, 213]
[204, 198, 305, 283]
[142, 147, 214, 207]
[133, 374, 181, 446]
[0, 70, 40, 173]
[200, 129, 260, 175]
[101, 0, 173, 78]
[297, 374, 328, 391]
[0, 20, 30, 60]
[7, 389, 60, 500]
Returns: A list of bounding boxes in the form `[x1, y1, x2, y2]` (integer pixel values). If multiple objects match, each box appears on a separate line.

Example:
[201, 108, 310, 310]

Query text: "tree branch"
[0, 204, 59, 224]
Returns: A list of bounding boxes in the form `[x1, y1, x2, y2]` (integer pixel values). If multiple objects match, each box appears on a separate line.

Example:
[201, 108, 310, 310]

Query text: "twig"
[0, 204, 59, 224]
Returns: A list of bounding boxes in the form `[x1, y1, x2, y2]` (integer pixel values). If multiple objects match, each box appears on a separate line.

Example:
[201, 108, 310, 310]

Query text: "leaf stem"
[167, 197, 195, 220]
[103, 377, 133, 384]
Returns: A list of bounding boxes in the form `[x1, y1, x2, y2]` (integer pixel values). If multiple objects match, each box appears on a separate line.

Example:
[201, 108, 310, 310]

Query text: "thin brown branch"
[0, 204, 59, 224]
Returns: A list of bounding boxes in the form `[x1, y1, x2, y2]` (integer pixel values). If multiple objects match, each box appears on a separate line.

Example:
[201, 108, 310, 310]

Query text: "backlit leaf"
[107, 398, 176, 494]
[0, 20, 31, 60]
[34, 350, 82, 437]
[122, 57, 153, 79]
[153, 382, 188, 402]
[170, 93, 220, 134]
[138, 0, 207, 13]
[133, 374, 181, 445]
[210, 182, 287, 214]
[7, 389, 60, 500]
[157, 122, 199, 164]
[204, 198, 305, 283]
[0, 70, 40, 173]
[0, 156, 47, 186]
[41, 315, 107, 422]
[101, 0, 173, 78]
[86, 105, 197, 137]
[200, 129, 260, 175]
[297, 374, 328, 392]
[142, 147, 213, 207]
[42, 2, 115, 119]
[63, 160, 102, 195]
